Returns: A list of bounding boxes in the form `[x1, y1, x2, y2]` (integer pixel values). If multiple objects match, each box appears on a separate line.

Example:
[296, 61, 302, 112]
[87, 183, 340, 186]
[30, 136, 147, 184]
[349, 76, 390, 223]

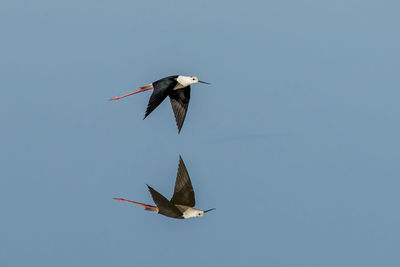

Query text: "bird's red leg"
[113, 198, 158, 211]
[109, 85, 153, 101]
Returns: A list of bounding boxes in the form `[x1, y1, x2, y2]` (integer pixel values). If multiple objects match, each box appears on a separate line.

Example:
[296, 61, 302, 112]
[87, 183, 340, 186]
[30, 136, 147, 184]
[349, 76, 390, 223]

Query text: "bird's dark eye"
[193, 78, 196, 80]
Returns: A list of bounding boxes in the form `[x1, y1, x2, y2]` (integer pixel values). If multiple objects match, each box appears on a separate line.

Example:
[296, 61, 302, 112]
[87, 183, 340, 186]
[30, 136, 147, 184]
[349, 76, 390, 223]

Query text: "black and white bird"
[114, 156, 215, 219]
[109, 75, 210, 133]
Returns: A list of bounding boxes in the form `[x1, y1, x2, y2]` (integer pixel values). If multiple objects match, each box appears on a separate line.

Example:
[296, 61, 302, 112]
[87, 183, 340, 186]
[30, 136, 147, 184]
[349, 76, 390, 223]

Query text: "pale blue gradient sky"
[1, 1, 400, 266]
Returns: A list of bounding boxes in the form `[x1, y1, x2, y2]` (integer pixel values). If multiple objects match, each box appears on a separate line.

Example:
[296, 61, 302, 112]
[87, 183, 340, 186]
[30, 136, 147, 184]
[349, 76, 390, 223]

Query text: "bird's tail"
[113, 197, 158, 212]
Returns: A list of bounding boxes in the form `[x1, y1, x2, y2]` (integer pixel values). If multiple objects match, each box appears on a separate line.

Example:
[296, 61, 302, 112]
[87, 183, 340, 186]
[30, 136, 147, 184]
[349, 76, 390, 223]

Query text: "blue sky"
[1, 0, 400, 266]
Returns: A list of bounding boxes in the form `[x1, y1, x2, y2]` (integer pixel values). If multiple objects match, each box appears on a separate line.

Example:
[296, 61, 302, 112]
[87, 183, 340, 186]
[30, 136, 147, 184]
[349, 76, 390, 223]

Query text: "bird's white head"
[196, 210, 205, 217]
[182, 208, 204, 218]
[176, 76, 210, 88]
[191, 210, 205, 218]
[182, 207, 215, 218]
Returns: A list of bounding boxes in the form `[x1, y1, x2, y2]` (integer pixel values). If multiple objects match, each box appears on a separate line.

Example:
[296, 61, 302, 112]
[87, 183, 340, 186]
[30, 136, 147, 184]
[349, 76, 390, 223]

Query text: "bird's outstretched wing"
[144, 76, 178, 119]
[170, 155, 195, 207]
[169, 86, 190, 133]
[147, 185, 183, 219]
[144, 89, 169, 119]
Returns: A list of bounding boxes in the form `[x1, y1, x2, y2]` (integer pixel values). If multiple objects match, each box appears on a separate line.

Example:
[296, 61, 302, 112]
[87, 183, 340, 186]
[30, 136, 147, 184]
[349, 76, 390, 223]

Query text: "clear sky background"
[1, 0, 399, 266]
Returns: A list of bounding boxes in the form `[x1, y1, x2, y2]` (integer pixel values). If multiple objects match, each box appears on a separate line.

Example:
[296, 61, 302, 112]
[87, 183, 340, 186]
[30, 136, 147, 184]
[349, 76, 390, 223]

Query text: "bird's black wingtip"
[143, 112, 150, 120]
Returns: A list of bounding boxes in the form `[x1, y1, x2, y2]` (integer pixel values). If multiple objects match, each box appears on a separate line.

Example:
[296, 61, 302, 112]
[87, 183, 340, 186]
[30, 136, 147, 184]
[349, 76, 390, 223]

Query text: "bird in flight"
[109, 75, 210, 133]
[114, 155, 215, 219]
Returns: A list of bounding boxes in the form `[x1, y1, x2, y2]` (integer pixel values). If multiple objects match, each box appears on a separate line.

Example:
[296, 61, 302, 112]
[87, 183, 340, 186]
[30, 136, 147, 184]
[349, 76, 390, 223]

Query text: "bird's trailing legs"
[109, 85, 154, 101]
[113, 197, 158, 211]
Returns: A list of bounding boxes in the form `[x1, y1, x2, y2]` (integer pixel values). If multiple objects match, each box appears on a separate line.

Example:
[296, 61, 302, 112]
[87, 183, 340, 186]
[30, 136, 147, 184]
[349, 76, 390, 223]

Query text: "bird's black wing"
[170, 155, 195, 207]
[147, 185, 183, 219]
[144, 77, 177, 119]
[169, 86, 190, 133]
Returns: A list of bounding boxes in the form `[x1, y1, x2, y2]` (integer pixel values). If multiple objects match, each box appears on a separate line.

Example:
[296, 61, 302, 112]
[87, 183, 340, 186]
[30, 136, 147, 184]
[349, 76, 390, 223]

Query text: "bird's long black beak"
[204, 208, 216, 213]
[199, 80, 211, 85]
